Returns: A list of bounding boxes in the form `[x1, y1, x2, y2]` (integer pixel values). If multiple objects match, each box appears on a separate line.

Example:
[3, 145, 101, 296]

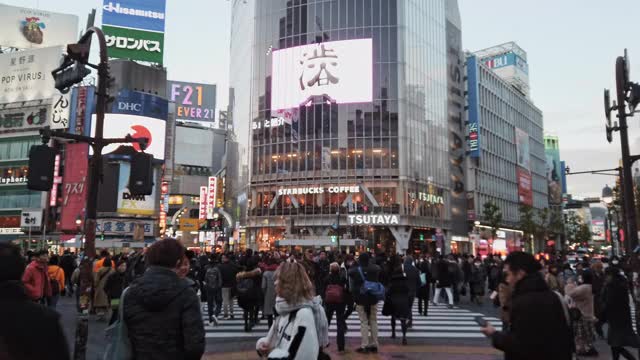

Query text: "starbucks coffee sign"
[348, 214, 399, 225]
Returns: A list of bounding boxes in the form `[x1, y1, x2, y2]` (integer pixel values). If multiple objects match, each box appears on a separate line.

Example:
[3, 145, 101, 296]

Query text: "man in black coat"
[218, 253, 239, 319]
[59, 250, 76, 296]
[403, 255, 421, 326]
[0, 243, 70, 360]
[480, 251, 573, 360]
[123, 239, 205, 360]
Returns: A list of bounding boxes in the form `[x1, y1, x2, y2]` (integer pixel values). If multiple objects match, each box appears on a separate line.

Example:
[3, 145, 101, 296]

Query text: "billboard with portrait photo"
[0, 4, 78, 49]
[515, 127, 531, 171]
[271, 39, 373, 110]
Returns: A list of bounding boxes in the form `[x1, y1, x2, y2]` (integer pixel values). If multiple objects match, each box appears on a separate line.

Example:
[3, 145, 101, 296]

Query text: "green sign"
[103, 25, 164, 64]
[420, 234, 425, 241]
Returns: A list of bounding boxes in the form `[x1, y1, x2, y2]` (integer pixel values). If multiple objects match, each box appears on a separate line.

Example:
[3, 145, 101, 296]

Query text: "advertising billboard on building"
[271, 38, 373, 110]
[111, 89, 168, 120]
[168, 81, 216, 122]
[0, 105, 48, 134]
[102, 0, 166, 32]
[516, 166, 533, 206]
[59, 143, 89, 231]
[206, 176, 217, 219]
[199, 186, 207, 220]
[515, 128, 531, 171]
[50, 93, 71, 130]
[0, 46, 62, 103]
[96, 218, 154, 237]
[117, 162, 157, 215]
[481, 52, 528, 74]
[466, 55, 481, 158]
[0, 4, 79, 49]
[545, 147, 563, 205]
[103, 25, 164, 64]
[90, 114, 166, 160]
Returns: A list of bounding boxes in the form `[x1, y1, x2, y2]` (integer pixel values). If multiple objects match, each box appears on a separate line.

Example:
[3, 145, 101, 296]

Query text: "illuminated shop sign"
[408, 191, 444, 205]
[278, 186, 360, 196]
[252, 116, 286, 130]
[0, 175, 27, 185]
[348, 214, 399, 225]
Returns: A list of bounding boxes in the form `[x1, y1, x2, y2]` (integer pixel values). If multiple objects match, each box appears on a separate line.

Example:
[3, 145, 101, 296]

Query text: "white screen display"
[271, 38, 373, 110]
[91, 114, 166, 160]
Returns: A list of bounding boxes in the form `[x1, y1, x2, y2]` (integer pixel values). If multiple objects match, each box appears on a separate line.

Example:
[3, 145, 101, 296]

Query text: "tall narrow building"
[230, 0, 468, 254]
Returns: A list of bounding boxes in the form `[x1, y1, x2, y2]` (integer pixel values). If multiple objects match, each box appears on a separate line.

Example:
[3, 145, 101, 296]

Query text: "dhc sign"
[348, 214, 399, 225]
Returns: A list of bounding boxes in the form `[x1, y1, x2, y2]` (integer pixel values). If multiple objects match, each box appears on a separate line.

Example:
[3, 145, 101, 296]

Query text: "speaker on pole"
[129, 152, 154, 196]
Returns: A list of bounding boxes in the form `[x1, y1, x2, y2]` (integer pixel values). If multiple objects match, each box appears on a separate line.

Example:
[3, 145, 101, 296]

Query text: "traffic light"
[52, 61, 91, 94]
[27, 145, 57, 191]
[129, 152, 154, 195]
[420, 234, 425, 241]
[331, 235, 337, 243]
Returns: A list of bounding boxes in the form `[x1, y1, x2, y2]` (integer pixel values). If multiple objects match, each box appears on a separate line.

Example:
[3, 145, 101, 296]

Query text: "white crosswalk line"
[202, 301, 500, 339]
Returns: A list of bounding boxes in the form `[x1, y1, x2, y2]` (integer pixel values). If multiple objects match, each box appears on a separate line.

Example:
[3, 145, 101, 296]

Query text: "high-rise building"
[229, 0, 468, 253]
[466, 43, 548, 254]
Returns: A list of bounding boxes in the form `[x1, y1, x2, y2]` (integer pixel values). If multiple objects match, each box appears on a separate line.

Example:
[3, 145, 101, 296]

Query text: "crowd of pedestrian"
[6, 240, 640, 359]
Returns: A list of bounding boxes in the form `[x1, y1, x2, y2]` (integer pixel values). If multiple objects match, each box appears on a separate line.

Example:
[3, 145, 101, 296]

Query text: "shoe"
[447, 304, 454, 309]
[230, 315, 235, 320]
[366, 346, 378, 353]
[407, 320, 413, 328]
[402, 338, 407, 345]
[223, 316, 230, 320]
[355, 347, 369, 354]
[212, 315, 219, 326]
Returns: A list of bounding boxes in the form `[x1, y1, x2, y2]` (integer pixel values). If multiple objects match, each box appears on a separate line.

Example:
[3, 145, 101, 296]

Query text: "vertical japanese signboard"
[206, 176, 217, 219]
[59, 143, 88, 230]
[50, 92, 71, 129]
[466, 55, 481, 158]
[198, 186, 207, 220]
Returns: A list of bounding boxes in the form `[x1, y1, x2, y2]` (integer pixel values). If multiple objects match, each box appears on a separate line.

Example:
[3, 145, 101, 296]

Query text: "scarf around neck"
[274, 295, 329, 348]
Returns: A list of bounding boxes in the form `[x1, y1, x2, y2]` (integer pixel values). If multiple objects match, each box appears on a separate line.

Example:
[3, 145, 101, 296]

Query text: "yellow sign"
[179, 218, 200, 231]
[169, 195, 184, 205]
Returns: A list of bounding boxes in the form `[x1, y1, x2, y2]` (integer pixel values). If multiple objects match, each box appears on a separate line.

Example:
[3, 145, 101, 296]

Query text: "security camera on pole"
[604, 49, 640, 253]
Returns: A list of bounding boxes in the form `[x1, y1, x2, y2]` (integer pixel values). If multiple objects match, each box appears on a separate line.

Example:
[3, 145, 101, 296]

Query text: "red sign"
[50, 154, 62, 207]
[516, 166, 533, 206]
[620, 229, 625, 243]
[199, 186, 207, 220]
[59, 143, 89, 230]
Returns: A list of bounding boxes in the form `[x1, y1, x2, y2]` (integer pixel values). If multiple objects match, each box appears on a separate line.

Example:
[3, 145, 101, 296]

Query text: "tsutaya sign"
[348, 214, 399, 225]
[278, 186, 359, 196]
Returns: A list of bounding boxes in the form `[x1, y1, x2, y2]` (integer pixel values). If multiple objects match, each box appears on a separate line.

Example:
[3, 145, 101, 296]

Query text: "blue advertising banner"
[466, 55, 481, 158]
[480, 52, 528, 74]
[102, 0, 166, 32]
[111, 89, 168, 120]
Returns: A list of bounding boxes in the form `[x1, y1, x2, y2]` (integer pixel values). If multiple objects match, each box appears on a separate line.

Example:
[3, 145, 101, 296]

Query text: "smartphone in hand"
[475, 316, 488, 327]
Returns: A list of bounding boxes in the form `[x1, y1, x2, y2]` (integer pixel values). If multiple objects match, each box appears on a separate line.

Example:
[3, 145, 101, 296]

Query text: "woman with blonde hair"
[256, 261, 329, 359]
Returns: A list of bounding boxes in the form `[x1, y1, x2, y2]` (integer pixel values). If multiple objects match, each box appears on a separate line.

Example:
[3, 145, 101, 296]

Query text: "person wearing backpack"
[324, 262, 347, 352]
[47, 255, 65, 309]
[348, 252, 382, 354]
[204, 255, 223, 326]
[236, 255, 262, 332]
[256, 261, 328, 359]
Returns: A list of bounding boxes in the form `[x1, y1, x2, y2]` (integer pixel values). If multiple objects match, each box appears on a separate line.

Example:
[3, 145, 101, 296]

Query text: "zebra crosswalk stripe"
[202, 302, 501, 339]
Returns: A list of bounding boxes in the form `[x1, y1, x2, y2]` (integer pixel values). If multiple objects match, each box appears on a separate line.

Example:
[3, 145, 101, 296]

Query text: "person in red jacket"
[22, 250, 52, 303]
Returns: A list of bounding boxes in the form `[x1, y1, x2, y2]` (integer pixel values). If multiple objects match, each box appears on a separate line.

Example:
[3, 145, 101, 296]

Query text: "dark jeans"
[206, 287, 222, 319]
[243, 303, 260, 331]
[417, 296, 429, 316]
[325, 303, 346, 351]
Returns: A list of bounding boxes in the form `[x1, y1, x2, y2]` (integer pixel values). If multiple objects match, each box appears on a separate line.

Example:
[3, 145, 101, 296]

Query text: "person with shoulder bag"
[256, 261, 329, 360]
[347, 252, 383, 354]
[324, 262, 347, 352]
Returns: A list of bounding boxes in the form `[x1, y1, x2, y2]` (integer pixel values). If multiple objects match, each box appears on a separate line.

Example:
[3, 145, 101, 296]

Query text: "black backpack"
[236, 277, 254, 297]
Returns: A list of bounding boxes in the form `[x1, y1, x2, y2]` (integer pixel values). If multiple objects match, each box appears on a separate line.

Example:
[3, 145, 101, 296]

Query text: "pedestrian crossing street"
[202, 301, 502, 339]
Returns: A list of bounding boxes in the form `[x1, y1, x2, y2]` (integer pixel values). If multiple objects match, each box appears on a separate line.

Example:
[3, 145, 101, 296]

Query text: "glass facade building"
[230, 0, 466, 253]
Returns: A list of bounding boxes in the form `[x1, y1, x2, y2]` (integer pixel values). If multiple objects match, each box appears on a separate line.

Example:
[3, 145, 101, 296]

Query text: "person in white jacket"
[256, 261, 323, 359]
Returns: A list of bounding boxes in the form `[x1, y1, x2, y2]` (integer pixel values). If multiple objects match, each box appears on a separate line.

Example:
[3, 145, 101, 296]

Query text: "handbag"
[103, 287, 132, 360]
[324, 284, 344, 304]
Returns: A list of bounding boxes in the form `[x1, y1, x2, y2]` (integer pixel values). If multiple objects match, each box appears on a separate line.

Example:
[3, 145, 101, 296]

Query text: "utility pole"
[604, 49, 640, 253]
[336, 208, 341, 252]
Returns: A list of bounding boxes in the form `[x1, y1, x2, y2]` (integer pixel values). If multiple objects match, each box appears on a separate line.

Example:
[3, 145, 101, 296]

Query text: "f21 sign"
[167, 81, 216, 122]
[271, 38, 373, 110]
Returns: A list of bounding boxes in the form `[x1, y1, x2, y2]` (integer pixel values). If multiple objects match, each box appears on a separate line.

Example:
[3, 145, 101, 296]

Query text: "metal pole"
[336, 209, 341, 253]
[616, 55, 639, 253]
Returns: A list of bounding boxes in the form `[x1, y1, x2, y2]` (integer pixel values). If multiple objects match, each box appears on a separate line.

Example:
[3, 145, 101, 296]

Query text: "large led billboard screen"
[90, 113, 166, 160]
[271, 39, 373, 110]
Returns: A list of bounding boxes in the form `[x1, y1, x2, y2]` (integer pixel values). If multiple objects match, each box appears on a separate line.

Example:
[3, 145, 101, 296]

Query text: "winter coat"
[462, 261, 472, 283]
[545, 273, 563, 294]
[497, 282, 512, 325]
[262, 270, 277, 316]
[92, 257, 114, 273]
[469, 265, 487, 296]
[302, 259, 323, 296]
[324, 271, 347, 304]
[218, 261, 239, 288]
[236, 267, 262, 309]
[0, 281, 70, 360]
[435, 260, 453, 288]
[22, 261, 51, 301]
[204, 265, 223, 290]
[403, 260, 421, 298]
[491, 273, 574, 360]
[416, 260, 431, 300]
[564, 283, 594, 320]
[602, 272, 640, 347]
[60, 254, 76, 278]
[123, 266, 205, 360]
[256, 304, 319, 359]
[48, 265, 65, 295]
[386, 270, 411, 319]
[347, 262, 382, 306]
[93, 267, 114, 309]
